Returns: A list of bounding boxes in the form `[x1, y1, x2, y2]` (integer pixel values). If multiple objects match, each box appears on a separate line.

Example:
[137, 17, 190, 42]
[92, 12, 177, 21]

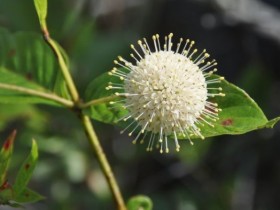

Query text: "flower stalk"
[80, 115, 127, 210]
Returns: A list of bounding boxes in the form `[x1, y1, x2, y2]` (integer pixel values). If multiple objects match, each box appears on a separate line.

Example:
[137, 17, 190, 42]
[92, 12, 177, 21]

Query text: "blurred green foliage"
[0, 131, 43, 207]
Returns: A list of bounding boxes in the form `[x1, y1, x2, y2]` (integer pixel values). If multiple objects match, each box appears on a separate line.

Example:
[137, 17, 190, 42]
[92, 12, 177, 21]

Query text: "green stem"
[43, 30, 79, 103]
[80, 95, 119, 108]
[81, 115, 127, 210]
[0, 83, 74, 107]
[41, 29, 127, 210]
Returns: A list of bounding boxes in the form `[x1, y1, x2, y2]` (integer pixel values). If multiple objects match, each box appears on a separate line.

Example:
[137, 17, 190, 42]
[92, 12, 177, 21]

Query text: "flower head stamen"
[108, 33, 225, 153]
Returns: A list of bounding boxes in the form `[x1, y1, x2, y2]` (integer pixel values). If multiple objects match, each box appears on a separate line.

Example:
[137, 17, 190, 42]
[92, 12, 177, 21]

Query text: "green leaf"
[0, 135, 42, 206]
[84, 72, 279, 138]
[0, 27, 70, 104]
[84, 71, 127, 124]
[13, 187, 44, 204]
[33, 0, 48, 30]
[13, 140, 38, 195]
[193, 75, 269, 138]
[127, 195, 153, 210]
[0, 130, 17, 185]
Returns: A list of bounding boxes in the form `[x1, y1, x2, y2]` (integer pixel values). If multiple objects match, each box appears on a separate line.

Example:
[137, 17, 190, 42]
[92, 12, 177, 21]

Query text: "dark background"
[0, 0, 280, 209]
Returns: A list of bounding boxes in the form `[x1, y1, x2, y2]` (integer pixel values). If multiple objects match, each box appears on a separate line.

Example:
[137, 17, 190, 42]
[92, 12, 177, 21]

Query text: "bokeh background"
[1, 0, 280, 209]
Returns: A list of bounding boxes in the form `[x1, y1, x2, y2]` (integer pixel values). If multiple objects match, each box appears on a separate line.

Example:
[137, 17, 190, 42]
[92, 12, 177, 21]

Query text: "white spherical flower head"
[108, 33, 225, 153]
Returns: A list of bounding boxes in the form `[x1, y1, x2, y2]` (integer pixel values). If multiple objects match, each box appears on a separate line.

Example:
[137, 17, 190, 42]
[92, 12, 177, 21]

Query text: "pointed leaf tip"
[263, 117, 280, 129]
[14, 188, 44, 204]
[13, 139, 38, 195]
[33, 0, 48, 31]
[0, 130, 17, 185]
[2, 130, 17, 152]
[31, 139, 39, 160]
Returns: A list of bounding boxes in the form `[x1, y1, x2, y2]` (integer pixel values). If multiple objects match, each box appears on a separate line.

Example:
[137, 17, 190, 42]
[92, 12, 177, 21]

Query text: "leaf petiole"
[80, 95, 119, 108]
[0, 83, 74, 107]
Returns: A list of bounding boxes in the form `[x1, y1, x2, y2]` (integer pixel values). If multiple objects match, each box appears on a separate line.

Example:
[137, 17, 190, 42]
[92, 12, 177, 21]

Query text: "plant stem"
[41, 29, 127, 210]
[81, 115, 127, 210]
[0, 83, 74, 107]
[42, 30, 79, 103]
[80, 95, 119, 108]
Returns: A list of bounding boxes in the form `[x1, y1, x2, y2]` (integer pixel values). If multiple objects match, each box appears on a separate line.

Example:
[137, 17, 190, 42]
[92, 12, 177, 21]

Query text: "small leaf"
[33, 0, 48, 31]
[127, 195, 153, 210]
[13, 140, 38, 195]
[0, 130, 17, 185]
[13, 187, 44, 204]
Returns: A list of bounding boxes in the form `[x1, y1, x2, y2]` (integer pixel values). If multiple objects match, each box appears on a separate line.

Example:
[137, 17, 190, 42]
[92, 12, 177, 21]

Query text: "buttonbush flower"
[107, 33, 225, 153]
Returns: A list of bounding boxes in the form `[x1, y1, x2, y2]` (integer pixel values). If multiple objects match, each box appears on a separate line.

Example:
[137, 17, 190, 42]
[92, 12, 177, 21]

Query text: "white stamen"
[108, 33, 224, 152]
